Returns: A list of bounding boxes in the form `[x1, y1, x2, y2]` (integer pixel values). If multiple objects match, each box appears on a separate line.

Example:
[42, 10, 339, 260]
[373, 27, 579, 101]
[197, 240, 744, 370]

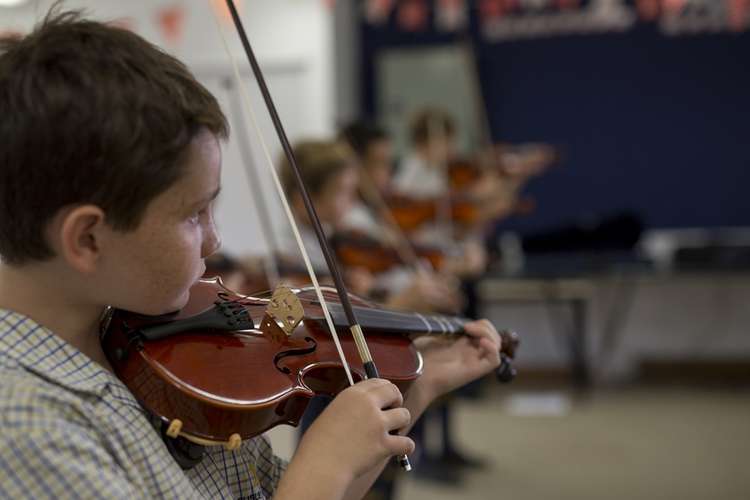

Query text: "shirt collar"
[0, 308, 114, 396]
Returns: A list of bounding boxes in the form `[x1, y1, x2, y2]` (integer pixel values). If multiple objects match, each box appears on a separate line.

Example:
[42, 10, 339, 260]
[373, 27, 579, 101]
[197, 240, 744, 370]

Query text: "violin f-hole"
[273, 337, 318, 375]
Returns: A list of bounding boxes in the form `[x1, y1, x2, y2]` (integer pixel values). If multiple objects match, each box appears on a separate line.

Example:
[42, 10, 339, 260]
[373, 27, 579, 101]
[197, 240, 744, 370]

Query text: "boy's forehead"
[187, 131, 222, 177]
[159, 133, 222, 208]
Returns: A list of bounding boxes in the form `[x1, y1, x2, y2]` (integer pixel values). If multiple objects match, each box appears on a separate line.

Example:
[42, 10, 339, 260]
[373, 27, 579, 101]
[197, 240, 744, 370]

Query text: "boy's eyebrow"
[191, 186, 221, 208]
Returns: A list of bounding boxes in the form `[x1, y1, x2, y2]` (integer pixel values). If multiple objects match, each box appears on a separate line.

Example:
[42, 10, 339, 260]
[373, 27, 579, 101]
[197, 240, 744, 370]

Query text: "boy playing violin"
[0, 9, 502, 500]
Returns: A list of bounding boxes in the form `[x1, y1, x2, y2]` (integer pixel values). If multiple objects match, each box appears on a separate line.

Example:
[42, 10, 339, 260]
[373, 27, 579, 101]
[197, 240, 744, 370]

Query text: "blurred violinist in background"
[338, 118, 491, 488]
[393, 107, 555, 249]
[277, 139, 463, 314]
[386, 108, 555, 484]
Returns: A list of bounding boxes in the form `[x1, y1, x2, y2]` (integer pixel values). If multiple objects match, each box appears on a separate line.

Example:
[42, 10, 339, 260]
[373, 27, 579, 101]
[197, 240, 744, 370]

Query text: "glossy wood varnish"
[101, 278, 422, 443]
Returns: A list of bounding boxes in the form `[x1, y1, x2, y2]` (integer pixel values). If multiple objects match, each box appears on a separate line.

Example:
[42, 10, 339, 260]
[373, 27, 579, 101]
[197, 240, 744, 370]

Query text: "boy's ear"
[56, 205, 107, 274]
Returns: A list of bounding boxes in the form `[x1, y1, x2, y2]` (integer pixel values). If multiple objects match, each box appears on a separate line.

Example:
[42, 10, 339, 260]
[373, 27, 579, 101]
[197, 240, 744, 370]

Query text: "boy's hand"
[413, 319, 502, 401]
[277, 322, 503, 500]
[294, 378, 414, 482]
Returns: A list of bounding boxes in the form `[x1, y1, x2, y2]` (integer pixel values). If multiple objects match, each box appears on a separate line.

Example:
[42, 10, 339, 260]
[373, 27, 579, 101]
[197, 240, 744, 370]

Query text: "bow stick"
[220, 0, 412, 471]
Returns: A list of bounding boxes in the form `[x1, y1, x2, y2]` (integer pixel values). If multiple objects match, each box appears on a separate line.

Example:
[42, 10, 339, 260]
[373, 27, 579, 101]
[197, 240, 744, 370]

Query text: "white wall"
[0, 0, 336, 256]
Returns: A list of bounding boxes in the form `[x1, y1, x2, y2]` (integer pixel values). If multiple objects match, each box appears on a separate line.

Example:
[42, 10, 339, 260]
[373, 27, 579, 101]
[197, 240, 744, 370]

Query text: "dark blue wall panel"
[360, 8, 750, 231]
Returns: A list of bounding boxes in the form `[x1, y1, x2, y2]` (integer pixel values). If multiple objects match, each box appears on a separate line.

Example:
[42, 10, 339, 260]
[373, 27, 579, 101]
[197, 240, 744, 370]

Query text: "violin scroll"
[496, 329, 520, 383]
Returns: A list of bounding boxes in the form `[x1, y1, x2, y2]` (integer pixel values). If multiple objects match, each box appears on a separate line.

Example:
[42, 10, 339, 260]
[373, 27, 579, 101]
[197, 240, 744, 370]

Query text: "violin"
[330, 230, 446, 274]
[385, 192, 482, 233]
[100, 277, 519, 452]
[448, 143, 559, 191]
[384, 191, 536, 234]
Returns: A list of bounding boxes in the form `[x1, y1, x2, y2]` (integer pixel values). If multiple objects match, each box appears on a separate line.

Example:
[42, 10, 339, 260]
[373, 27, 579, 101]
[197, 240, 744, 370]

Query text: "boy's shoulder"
[0, 308, 126, 444]
[0, 309, 112, 400]
[0, 353, 95, 430]
[0, 309, 203, 498]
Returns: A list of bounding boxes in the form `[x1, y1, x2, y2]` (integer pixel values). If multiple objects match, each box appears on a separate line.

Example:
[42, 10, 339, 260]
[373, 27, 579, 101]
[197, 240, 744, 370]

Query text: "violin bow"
[217, 0, 412, 471]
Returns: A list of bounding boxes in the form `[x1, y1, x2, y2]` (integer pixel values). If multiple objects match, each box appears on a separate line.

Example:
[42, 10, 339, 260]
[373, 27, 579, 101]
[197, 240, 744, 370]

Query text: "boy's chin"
[163, 291, 191, 314]
[124, 292, 190, 317]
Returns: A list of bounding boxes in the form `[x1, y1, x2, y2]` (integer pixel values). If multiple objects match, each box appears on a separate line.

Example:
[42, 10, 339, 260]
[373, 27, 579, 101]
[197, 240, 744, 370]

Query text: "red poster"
[436, 0, 468, 31]
[210, 0, 244, 26]
[365, 0, 395, 24]
[727, 0, 750, 32]
[157, 4, 186, 45]
[635, 0, 660, 21]
[398, 0, 429, 31]
[479, 0, 507, 20]
[662, 0, 687, 14]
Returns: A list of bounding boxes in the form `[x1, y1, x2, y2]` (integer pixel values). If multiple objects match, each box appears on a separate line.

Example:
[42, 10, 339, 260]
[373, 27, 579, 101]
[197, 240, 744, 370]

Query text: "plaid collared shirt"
[0, 309, 286, 499]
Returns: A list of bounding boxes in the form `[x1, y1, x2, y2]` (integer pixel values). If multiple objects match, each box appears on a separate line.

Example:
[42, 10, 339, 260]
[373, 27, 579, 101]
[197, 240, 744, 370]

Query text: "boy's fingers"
[383, 407, 411, 431]
[385, 435, 415, 457]
[372, 381, 404, 409]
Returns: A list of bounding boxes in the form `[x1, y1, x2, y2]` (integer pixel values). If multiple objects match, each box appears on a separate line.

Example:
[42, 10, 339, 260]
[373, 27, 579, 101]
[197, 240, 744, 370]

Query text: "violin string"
[295, 288, 470, 330]
[209, 6, 355, 387]
[323, 303, 466, 335]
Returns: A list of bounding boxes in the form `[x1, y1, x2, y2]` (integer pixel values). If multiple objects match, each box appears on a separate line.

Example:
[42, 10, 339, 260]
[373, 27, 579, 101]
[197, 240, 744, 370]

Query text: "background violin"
[385, 192, 483, 233]
[384, 191, 535, 234]
[448, 143, 560, 190]
[330, 230, 446, 274]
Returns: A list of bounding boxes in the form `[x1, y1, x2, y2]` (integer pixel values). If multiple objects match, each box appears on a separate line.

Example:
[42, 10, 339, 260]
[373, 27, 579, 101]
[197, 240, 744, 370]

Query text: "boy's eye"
[188, 210, 203, 224]
[188, 201, 214, 224]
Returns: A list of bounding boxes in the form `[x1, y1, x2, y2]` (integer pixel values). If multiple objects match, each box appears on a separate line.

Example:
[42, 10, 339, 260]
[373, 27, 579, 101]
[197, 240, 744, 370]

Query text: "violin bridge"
[261, 285, 304, 339]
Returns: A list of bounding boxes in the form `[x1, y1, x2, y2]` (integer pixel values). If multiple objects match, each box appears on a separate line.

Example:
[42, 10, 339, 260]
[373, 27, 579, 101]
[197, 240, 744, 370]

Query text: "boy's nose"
[202, 224, 221, 258]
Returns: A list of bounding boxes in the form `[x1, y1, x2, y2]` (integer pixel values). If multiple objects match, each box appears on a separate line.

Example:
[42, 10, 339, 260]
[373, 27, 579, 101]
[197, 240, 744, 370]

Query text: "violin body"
[449, 143, 559, 190]
[100, 278, 422, 446]
[447, 156, 485, 190]
[385, 193, 482, 233]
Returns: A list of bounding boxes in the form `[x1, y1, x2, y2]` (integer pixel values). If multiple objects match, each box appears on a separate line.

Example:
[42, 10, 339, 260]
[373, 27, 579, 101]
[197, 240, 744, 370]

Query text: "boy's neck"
[0, 262, 112, 371]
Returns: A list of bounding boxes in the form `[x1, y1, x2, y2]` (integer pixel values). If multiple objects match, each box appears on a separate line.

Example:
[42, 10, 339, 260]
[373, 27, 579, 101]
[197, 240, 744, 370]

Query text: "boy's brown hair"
[279, 140, 356, 199]
[409, 107, 456, 146]
[0, 8, 228, 265]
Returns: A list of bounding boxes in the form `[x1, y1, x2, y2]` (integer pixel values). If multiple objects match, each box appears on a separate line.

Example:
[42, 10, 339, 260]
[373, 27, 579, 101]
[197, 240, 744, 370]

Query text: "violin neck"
[324, 304, 469, 337]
